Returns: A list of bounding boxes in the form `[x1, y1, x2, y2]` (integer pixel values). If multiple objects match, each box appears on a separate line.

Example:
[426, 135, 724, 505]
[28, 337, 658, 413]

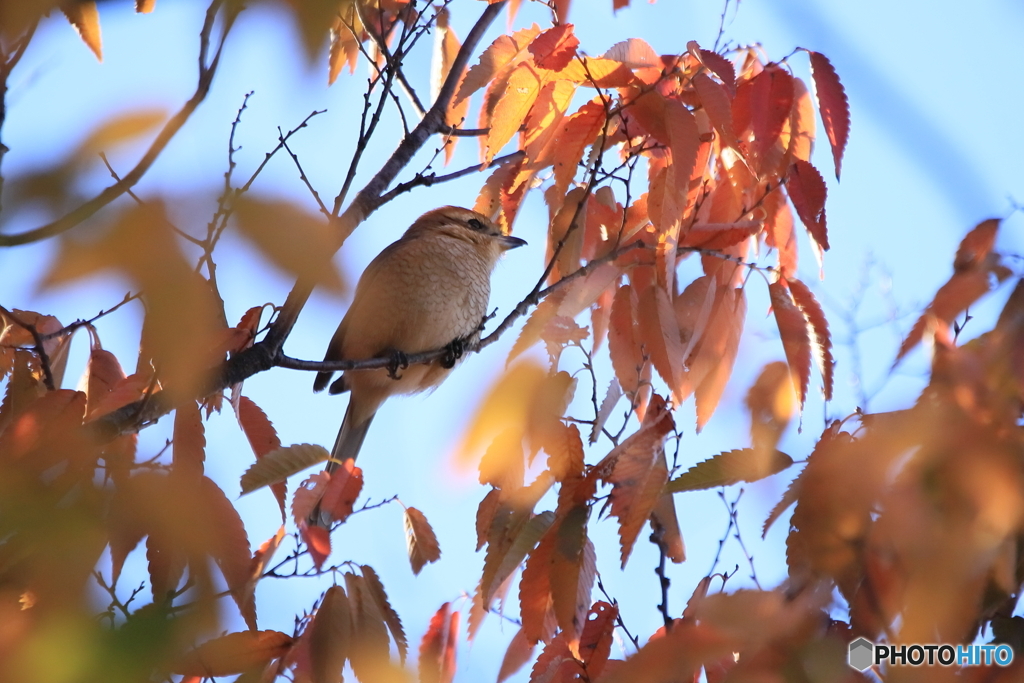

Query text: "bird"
[311, 206, 526, 527]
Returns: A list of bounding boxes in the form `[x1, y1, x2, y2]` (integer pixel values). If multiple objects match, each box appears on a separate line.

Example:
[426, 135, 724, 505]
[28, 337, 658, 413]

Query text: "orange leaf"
[604, 38, 659, 68]
[328, 9, 359, 84]
[693, 288, 747, 430]
[551, 98, 606, 197]
[530, 635, 581, 682]
[474, 156, 520, 220]
[173, 630, 293, 676]
[787, 278, 835, 401]
[419, 603, 460, 683]
[688, 42, 736, 94]
[235, 395, 286, 518]
[748, 65, 794, 165]
[608, 284, 643, 398]
[786, 159, 829, 252]
[524, 79, 578, 169]
[240, 525, 286, 631]
[291, 472, 330, 527]
[82, 346, 127, 418]
[604, 395, 674, 567]
[480, 507, 554, 610]
[321, 459, 364, 523]
[636, 280, 685, 401]
[61, 1, 102, 60]
[577, 601, 618, 677]
[405, 506, 441, 574]
[693, 72, 736, 147]
[360, 564, 409, 664]
[808, 51, 850, 180]
[769, 280, 811, 408]
[200, 476, 254, 623]
[520, 531, 557, 644]
[300, 523, 331, 570]
[497, 627, 535, 683]
[763, 187, 798, 278]
[343, 571, 393, 679]
[172, 400, 205, 479]
[486, 63, 542, 162]
[558, 56, 636, 88]
[549, 509, 594, 651]
[456, 25, 541, 106]
[528, 24, 579, 71]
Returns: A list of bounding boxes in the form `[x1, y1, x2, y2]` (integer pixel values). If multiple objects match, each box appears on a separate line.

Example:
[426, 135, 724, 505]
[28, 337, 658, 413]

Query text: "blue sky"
[2, 0, 1023, 680]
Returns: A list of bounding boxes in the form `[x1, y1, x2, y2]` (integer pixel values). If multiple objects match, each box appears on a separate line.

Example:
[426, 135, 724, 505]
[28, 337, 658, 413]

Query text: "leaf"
[692, 72, 736, 147]
[291, 472, 329, 527]
[486, 61, 543, 163]
[172, 401, 205, 479]
[608, 284, 643, 397]
[636, 280, 685, 401]
[549, 506, 592, 650]
[530, 636, 579, 683]
[786, 159, 829, 252]
[239, 443, 329, 495]
[519, 530, 557, 644]
[308, 586, 351, 683]
[750, 66, 794, 165]
[455, 24, 541, 106]
[688, 42, 736, 93]
[497, 628, 535, 683]
[746, 361, 797, 457]
[321, 459, 363, 524]
[693, 287, 747, 431]
[62, 1, 102, 60]
[234, 197, 344, 292]
[82, 346, 127, 418]
[786, 278, 835, 401]
[603, 38, 659, 68]
[577, 601, 618, 678]
[419, 602, 460, 683]
[604, 396, 675, 567]
[173, 630, 293, 676]
[235, 396, 286, 518]
[301, 525, 331, 570]
[665, 449, 794, 493]
[360, 565, 408, 665]
[590, 379, 622, 444]
[954, 217, 1000, 272]
[528, 24, 579, 71]
[199, 476, 254, 627]
[808, 51, 850, 179]
[343, 572, 392, 679]
[551, 98, 606, 197]
[240, 525, 286, 631]
[482, 510, 554, 608]
[136, 0, 155, 13]
[405, 507, 441, 575]
[650, 480, 685, 564]
[770, 280, 812, 408]
[762, 467, 803, 538]
[72, 110, 165, 165]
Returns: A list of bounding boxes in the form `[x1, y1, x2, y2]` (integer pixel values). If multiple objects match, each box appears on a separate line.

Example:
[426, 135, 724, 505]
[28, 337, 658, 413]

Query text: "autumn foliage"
[1, 1, 1023, 682]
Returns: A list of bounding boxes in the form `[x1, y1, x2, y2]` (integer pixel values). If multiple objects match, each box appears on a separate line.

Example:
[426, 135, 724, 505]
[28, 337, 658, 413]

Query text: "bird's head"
[406, 206, 527, 260]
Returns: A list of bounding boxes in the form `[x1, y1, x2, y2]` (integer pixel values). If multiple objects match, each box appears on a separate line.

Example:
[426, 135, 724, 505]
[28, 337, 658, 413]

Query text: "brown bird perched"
[311, 206, 526, 525]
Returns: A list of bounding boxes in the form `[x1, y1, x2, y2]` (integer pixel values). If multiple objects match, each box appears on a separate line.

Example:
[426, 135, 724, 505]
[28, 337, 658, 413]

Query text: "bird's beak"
[499, 235, 527, 250]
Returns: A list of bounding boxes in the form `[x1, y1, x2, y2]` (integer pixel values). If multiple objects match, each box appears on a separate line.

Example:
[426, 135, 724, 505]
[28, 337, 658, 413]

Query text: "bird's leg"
[441, 337, 465, 369]
[386, 349, 409, 380]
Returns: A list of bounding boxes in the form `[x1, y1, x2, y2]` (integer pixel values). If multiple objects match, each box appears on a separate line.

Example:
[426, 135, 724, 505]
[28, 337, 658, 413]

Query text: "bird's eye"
[467, 218, 485, 231]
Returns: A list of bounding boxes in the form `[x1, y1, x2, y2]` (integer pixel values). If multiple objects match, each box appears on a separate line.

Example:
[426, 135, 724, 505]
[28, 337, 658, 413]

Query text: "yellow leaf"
[73, 109, 166, 167]
[239, 443, 329, 495]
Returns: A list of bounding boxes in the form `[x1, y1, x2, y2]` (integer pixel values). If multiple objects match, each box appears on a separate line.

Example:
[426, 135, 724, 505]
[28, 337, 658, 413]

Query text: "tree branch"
[0, 0, 238, 247]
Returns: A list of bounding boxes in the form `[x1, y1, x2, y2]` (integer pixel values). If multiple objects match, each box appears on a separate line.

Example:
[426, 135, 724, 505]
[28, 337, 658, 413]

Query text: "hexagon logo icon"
[848, 637, 874, 671]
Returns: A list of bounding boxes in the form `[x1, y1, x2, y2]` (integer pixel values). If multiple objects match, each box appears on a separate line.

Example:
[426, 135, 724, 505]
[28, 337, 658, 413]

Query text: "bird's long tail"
[310, 400, 375, 528]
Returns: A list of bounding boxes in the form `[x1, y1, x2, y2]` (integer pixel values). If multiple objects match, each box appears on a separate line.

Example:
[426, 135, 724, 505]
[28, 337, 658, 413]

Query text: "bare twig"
[0, 0, 240, 247]
[37, 291, 142, 342]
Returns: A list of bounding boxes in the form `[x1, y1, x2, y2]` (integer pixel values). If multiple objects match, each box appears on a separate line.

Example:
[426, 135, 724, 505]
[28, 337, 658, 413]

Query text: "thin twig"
[0, 0, 239, 247]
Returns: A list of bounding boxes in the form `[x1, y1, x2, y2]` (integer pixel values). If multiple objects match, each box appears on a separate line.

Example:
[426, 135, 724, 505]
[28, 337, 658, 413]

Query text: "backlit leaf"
[309, 586, 351, 683]
[577, 601, 618, 677]
[808, 51, 850, 179]
[693, 72, 736, 147]
[405, 507, 441, 575]
[173, 630, 293, 676]
[455, 25, 541, 106]
[486, 61, 542, 163]
[551, 98, 606, 197]
[61, 1, 102, 60]
[239, 443, 329, 495]
[665, 448, 794, 493]
[321, 459, 363, 524]
[235, 395, 286, 518]
[497, 628, 534, 683]
[787, 278, 835, 401]
[360, 565, 408, 665]
[172, 400, 205, 479]
[603, 38, 658, 68]
[344, 572, 392, 679]
[769, 280, 812, 408]
[786, 159, 829, 252]
[528, 24, 579, 71]
[419, 602, 459, 683]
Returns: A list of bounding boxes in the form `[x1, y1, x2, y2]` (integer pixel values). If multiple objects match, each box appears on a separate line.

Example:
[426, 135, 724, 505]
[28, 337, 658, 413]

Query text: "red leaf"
[320, 459, 363, 523]
[530, 636, 581, 683]
[577, 601, 618, 677]
[787, 278, 835, 401]
[83, 347, 127, 418]
[520, 532, 557, 644]
[235, 396, 286, 518]
[769, 280, 812, 408]
[700, 50, 736, 94]
[419, 603, 460, 683]
[808, 51, 850, 180]
[786, 159, 830, 251]
[635, 280, 686, 402]
[954, 217, 1000, 272]
[549, 511, 595, 651]
[739, 65, 794, 165]
[300, 523, 331, 570]
[291, 472, 329, 527]
[528, 24, 579, 71]
[172, 400, 205, 478]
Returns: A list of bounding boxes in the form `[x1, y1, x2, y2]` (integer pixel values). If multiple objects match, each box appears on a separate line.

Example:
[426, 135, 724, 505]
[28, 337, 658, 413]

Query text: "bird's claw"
[386, 350, 409, 379]
[441, 338, 465, 369]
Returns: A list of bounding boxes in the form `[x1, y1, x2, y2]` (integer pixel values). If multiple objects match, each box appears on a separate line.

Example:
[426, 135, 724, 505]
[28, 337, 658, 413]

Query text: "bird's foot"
[441, 338, 465, 369]
[386, 350, 409, 380]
